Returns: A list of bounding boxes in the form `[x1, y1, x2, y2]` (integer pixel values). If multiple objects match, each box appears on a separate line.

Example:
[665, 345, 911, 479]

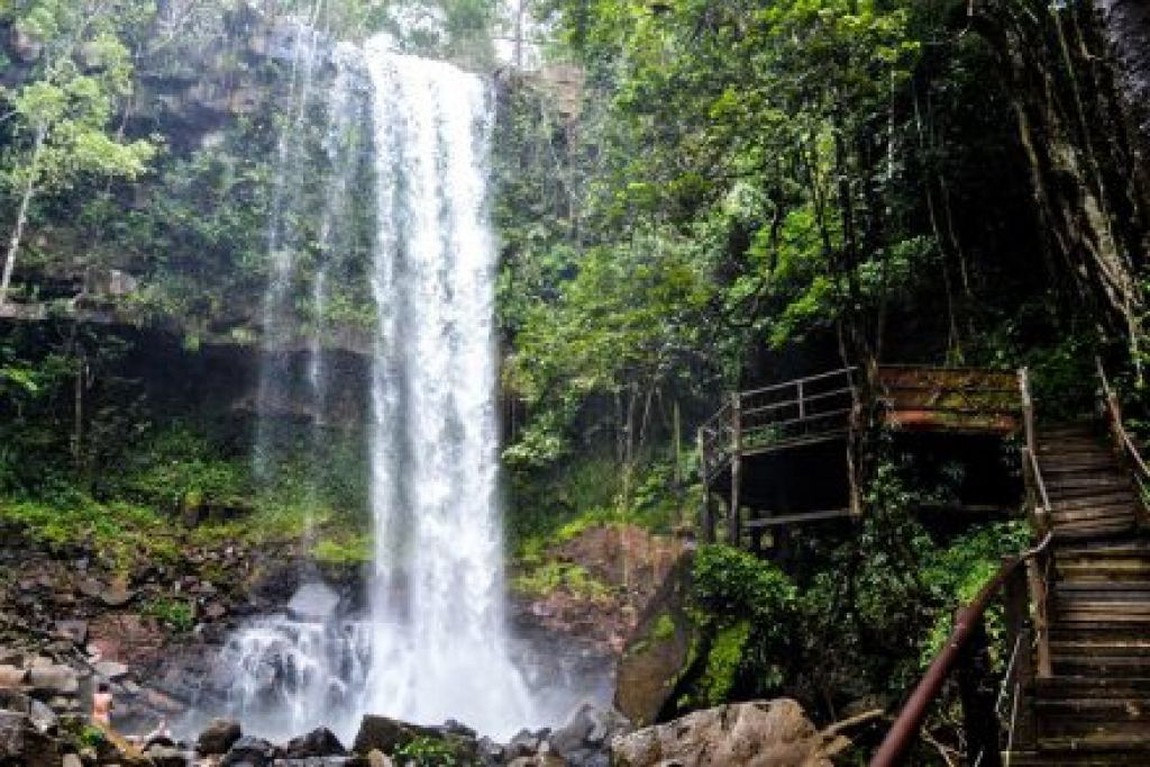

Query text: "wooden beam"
[728, 393, 742, 545]
[743, 508, 853, 528]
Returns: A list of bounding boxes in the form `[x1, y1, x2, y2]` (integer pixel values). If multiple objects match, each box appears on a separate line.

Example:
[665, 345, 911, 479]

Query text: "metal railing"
[698, 367, 857, 480]
[1096, 357, 1150, 487]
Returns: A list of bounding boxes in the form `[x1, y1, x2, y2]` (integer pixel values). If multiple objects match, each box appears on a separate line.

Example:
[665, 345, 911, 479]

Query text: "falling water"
[209, 34, 540, 741]
[253, 20, 325, 481]
[361, 36, 531, 737]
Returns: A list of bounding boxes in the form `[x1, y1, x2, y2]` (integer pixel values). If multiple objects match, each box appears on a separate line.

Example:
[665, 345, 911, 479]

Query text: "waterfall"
[361, 37, 531, 737]
[209, 34, 540, 742]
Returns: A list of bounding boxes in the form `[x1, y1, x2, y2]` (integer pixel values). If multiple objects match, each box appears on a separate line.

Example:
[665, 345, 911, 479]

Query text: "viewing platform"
[698, 365, 1023, 544]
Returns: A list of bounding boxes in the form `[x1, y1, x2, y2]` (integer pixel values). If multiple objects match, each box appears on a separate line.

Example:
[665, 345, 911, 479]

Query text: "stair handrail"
[869, 532, 1053, 767]
[1019, 368, 1051, 531]
[1095, 357, 1150, 483]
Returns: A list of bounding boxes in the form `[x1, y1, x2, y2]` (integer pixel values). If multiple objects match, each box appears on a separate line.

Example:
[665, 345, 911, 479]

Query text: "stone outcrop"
[610, 699, 849, 767]
[613, 555, 695, 727]
[197, 717, 243, 755]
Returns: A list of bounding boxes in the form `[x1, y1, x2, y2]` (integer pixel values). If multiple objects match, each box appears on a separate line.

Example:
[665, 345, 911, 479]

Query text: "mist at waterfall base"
[194, 35, 610, 744]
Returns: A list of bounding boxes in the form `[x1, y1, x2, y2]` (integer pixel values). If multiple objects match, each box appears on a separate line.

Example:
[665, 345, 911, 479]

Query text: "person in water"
[92, 681, 114, 727]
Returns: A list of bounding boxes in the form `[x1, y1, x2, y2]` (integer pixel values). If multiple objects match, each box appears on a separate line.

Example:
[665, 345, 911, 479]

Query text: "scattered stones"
[77, 578, 103, 600]
[99, 583, 136, 608]
[54, 621, 88, 645]
[197, 717, 242, 755]
[204, 602, 228, 621]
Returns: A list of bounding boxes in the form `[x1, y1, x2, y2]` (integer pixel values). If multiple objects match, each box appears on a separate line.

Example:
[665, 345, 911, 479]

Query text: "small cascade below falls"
[361, 37, 531, 737]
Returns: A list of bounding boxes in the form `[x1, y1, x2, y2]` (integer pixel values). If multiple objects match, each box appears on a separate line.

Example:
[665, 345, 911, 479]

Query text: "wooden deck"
[698, 364, 1024, 543]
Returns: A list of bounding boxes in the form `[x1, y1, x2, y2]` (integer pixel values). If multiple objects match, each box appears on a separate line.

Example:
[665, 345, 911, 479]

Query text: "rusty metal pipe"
[868, 533, 1051, 767]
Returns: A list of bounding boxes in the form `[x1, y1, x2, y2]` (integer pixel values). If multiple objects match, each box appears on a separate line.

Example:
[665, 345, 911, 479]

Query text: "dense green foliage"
[0, 1, 1144, 759]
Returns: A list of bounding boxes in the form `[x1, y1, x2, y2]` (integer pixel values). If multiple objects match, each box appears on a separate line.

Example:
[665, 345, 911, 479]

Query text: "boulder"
[54, 620, 88, 645]
[550, 702, 631, 767]
[76, 578, 103, 599]
[221, 735, 279, 766]
[610, 699, 839, 767]
[26, 665, 78, 696]
[367, 750, 394, 767]
[0, 710, 59, 767]
[61, 753, 82, 767]
[0, 689, 55, 733]
[197, 717, 242, 755]
[93, 660, 130, 681]
[145, 744, 189, 767]
[477, 736, 505, 765]
[506, 728, 546, 758]
[613, 557, 695, 727]
[284, 726, 347, 758]
[100, 583, 136, 607]
[352, 714, 437, 754]
[0, 665, 28, 687]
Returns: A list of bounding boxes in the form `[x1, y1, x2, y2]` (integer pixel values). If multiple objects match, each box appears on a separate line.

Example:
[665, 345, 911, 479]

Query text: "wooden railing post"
[797, 378, 805, 421]
[729, 393, 742, 546]
[697, 428, 714, 543]
[1026, 555, 1052, 679]
[1019, 367, 1035, 456]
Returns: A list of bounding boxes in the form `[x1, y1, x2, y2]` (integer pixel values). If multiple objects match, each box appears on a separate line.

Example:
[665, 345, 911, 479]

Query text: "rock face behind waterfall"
[610, 700, 849, 767]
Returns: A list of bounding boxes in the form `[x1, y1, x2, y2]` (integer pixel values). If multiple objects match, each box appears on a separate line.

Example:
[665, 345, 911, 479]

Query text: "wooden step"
[1049, 490, 1140, 512]
[1056, 577, 1150, 592]
[1006, 751, 1142, 766]
[1052, 521, 1138, 542]
[1036, 697, 1150, 721]
[1037, 726, 1150, 749]
[1052, 656, 1150, 676]
[1042, 461, 1125, 477]
[1035, 676, 1150, 699]
[1050, 506, 1135, 524]
[1038, 423, 1101, 437]
[1046, 476, 1134, 494]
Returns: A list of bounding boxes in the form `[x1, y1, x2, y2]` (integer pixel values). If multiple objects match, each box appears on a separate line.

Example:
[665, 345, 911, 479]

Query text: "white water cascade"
[207, 34, 548, 743]
[360, 37, 531, 737]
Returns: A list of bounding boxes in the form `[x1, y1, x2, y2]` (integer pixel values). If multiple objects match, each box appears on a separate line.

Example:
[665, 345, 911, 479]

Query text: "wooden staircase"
[1010, 422, 1150, 765]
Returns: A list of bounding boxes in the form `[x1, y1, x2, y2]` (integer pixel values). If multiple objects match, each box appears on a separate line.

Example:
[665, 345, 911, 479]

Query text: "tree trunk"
[1093, 0, 1150, 168]
[0, 125, 46, 308]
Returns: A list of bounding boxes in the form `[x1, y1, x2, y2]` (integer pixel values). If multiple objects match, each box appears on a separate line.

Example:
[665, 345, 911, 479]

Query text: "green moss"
[141, 597, 195, 633]
[313, 533, 372, 565]
[652, 613, 676, 642]
[513, 561, 614, 601]
[698, 622, 751, 707]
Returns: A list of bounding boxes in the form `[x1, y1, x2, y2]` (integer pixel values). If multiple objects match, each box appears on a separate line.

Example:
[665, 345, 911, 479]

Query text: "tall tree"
[0, 0, 157, 307]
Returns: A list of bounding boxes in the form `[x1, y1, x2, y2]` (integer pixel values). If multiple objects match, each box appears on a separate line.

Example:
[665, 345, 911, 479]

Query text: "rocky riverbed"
[0, 519, 860, 765]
